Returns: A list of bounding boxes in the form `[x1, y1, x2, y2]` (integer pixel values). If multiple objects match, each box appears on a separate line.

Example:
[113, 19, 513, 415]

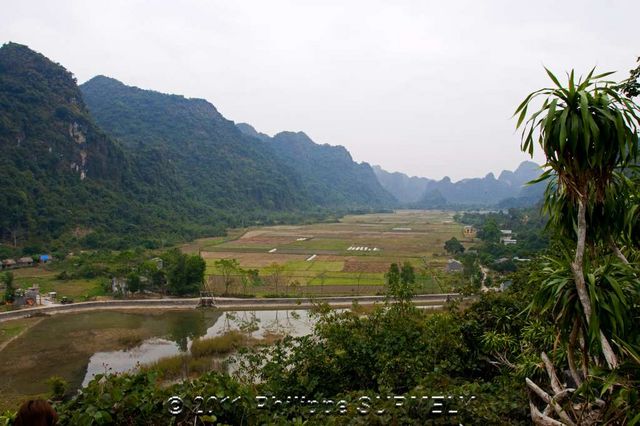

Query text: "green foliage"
[240, 308, 471, 398]
[385, 262, 416, 310]
[477, 219, 501, 243]
[126, 272, 142, 293]
[164, 250, 205, 296]
[444, 236, 465, 255]
[533, 249, 640, 355]
[47, 375, 68, 400]
[213, 258, 240, 295]
[515, 66, 640, 423]
[619, 56, 640, 98]
[516, 67, 639, 202]
[55, 371, 260, 425]
[455, 207, 550, 278]
[1, 272, 14, 303]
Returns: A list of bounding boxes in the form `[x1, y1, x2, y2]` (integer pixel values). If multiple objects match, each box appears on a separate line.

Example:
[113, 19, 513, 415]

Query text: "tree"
[444, 237, 465, 255]
[268, 263, 286, 295]
[126, 272, 142, 293]
[166, 250, 205, 296]
[2, 272, 15, 303]
[515, 67, 640, 422]
[185, 255, 206, 293]
[238, 268, 261, 295]
[385, 262, 416, 311]
[619, 56, 639, 98]
[214, 258, 240, 295]
[478, 219, 500, 243]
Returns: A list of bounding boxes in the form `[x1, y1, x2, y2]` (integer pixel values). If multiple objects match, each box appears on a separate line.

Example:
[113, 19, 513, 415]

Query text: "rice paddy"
[186, 210, 470, 295]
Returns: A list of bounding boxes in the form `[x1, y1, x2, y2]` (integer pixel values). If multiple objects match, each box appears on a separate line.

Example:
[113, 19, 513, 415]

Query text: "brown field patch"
[342, 260, 391, 273]
[202, 251, 308, 267]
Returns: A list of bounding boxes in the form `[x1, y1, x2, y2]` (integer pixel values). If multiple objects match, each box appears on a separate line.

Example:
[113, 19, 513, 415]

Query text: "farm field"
[0, 266, 106, 311]
[185, 210, 472, 296]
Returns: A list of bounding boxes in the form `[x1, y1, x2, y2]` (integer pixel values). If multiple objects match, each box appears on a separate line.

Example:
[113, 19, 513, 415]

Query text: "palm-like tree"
[516, 69, 640, 424]
[516, 68, 640, 369]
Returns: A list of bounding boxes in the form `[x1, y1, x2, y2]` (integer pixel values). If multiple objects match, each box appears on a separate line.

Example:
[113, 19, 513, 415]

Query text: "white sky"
[2, 0, 638, 180]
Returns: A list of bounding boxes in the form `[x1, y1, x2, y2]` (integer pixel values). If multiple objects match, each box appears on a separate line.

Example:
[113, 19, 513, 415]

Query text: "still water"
[0, 309, 315, 399]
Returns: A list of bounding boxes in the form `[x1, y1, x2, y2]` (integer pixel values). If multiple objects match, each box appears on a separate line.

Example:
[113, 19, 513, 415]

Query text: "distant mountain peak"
[373, 160, 543, 208]
[273, 130, 313, 143]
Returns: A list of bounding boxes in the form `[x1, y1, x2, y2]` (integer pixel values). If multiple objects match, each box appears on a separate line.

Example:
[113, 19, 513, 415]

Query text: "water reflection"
[168, 311, 210, 351]
[82, 309, 314, 385]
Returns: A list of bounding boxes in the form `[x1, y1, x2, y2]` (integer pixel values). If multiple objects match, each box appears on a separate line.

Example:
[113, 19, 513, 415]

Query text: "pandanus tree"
[515, 68, 640, 423]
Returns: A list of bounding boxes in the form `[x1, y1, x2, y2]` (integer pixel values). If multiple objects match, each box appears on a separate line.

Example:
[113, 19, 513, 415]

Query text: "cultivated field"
[185, 210, 471, 296]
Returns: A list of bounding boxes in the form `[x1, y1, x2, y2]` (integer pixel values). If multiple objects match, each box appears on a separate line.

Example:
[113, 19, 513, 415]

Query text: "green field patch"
[205, 245, 273, 253]
[9, 269, 106, 301]
[308, 271, 386, 286]
[281, 260, 313, 272]
[306, 261, 344, 272]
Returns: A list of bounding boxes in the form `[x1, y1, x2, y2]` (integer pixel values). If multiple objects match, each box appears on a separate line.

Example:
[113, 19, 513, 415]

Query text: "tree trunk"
[567, 319, 582, 386]
[571, 199, 618, 369]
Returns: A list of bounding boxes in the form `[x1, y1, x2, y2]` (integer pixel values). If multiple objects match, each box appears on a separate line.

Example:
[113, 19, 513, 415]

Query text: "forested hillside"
[80, 76, 309, 212]
[237, 123, 396, 208]
[371, 165, 433, 204]
[0, 43, 395, 251]
[0, 42, 173, 248]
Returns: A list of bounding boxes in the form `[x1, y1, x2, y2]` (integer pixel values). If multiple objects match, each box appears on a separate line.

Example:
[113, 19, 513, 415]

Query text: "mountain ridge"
[373, 160, 543, 207]
[236, 123, 396, 208]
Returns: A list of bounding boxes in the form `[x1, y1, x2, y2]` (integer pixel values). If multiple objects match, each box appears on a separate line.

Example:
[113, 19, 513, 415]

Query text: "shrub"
[47, 375, 68, 400]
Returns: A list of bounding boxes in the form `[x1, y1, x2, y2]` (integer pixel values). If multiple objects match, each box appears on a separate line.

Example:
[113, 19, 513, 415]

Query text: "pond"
[0, 308, 316, 406]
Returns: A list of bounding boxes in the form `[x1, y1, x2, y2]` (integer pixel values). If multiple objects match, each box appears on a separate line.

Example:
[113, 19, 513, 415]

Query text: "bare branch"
[541, 352, 563, 394]
[526, 378, 577, 426]
[530, 401, 565, 426]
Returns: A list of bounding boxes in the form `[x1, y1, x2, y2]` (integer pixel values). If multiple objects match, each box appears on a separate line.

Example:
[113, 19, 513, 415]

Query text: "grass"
[141, 354, 221, 380]
[7, 267, 106, 301]
[308, 273, 386, 286]
[143, 330, 284, 381]
[190, 330, 247, 357]
[0, 317, 42, 349]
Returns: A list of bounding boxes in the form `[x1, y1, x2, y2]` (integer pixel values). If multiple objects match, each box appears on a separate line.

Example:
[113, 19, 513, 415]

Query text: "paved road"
[0, 293, 462, 322]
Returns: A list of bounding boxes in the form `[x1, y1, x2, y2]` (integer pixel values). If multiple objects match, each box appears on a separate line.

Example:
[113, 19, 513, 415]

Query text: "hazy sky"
[2, 1, 638, 180]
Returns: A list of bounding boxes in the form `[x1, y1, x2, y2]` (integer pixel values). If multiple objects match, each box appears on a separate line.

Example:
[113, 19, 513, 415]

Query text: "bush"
[47, 375, 68, 400]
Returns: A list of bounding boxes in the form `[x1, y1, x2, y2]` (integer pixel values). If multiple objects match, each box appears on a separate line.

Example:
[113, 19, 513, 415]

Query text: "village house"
[17, 256, 34, 267]
[445, 259, 464, 273]
[13, 285, 40, 307]
[500, 230, 517, 245]
[151, 257, 164, 270]
[463, 225, 477, 239]
[1, 259, 16, 270]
